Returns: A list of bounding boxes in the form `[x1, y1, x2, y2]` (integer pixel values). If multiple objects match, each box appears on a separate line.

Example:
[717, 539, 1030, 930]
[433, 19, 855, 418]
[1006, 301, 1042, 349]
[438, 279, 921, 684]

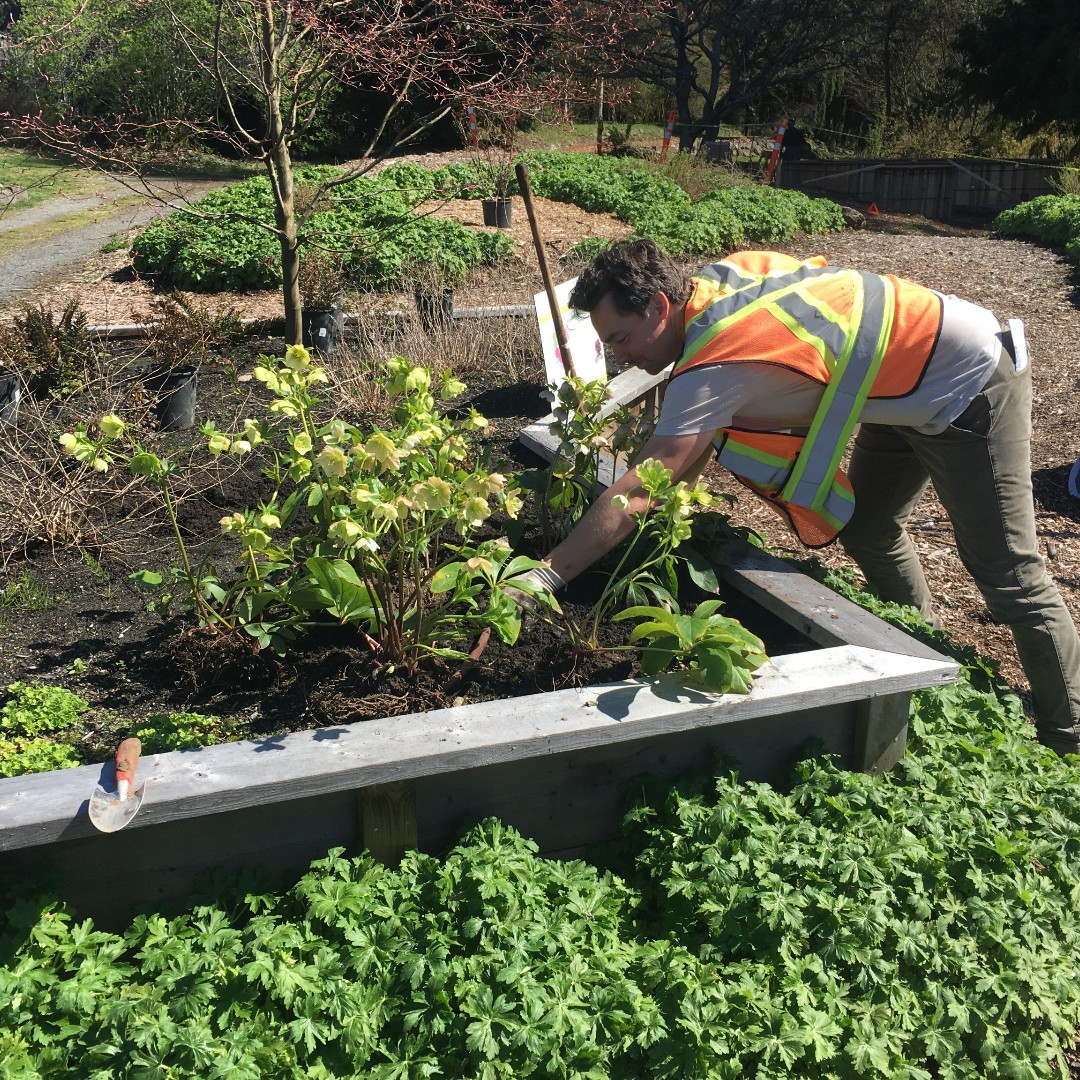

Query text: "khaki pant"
[840, 343, 1080, 755]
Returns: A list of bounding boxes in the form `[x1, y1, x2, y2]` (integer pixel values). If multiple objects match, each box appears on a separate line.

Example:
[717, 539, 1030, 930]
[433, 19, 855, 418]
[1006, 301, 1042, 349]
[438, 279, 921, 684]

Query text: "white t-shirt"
[654, 292, 1003, 438]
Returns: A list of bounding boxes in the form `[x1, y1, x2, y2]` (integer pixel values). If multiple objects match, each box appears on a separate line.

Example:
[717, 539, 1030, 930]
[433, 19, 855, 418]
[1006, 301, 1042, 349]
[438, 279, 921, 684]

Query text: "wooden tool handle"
[115, 738, 141, 785]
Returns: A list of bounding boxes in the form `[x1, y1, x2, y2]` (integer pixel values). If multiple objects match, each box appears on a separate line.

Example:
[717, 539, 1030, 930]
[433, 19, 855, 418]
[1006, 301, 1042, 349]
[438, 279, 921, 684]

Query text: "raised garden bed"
[0, 366, 958, 931]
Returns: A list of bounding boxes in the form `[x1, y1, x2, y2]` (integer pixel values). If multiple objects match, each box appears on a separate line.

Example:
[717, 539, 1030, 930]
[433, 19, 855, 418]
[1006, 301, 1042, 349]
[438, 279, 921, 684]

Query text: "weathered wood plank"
[0, 645, 954, 852]
[715, 543, 948, 661]
[852, 693, 911, 775]
[361, 781, 417, 865]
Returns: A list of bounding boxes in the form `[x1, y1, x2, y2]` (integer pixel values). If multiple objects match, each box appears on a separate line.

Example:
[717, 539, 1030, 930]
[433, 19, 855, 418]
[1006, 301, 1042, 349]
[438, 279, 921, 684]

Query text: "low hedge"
[130, 154, 846, 294]
[994, 194, 1080, 264]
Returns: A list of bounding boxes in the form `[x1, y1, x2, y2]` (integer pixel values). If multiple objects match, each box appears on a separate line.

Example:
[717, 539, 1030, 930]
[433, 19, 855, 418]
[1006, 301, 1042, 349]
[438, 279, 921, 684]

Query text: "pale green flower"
[373, 501, 399, 522]
[58, 432, 78, 453]
[350, 484, 377, 504]
[284, 344, 312, 370]
[356, 537, 378, 553]
[229, 439, 252, 456]
[503, 492, 523, 519]
[413, 478, 452, 510]
[328, 519, 362, 546]
[316, 446, 349, 478]
[99, 414, 125, 439]
[365, 432, 400, 471]
[207, 433, 231, 456]
[610, 494, 630, 511]
[404, 367, 430, 394]
[241, 528, 272, 550]
[219, 512, 245, 534]
[257, 512, 281, 531]
[292, 431, 313, 455]
[241, 420, 264, 447]
[461, 496, 489, 528]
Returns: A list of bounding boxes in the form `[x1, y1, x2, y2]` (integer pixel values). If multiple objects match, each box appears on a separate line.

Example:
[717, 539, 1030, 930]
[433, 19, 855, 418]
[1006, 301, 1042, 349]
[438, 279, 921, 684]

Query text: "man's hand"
[503, 564, 565, 613]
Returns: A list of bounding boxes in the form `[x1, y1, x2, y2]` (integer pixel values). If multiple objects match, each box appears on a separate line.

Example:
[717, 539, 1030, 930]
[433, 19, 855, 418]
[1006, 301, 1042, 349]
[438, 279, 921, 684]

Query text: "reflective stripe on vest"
[679, 264, 896, 515]
[782, 271, 894, 511]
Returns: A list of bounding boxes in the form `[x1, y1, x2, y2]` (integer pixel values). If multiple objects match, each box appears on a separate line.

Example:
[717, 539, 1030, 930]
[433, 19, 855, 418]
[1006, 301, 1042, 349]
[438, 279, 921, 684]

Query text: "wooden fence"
[773, 157, 1060, 220]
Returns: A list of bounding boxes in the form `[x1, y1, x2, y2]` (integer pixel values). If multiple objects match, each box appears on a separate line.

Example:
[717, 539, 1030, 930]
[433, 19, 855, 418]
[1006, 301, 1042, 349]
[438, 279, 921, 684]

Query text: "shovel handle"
[115, 738, 141, 786]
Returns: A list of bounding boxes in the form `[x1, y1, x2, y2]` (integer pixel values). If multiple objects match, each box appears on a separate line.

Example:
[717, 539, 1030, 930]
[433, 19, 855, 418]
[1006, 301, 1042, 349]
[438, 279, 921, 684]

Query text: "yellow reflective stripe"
[766, 304, 833, 373]
[714, 440, 793, 488]
[781, 274, 895, 510]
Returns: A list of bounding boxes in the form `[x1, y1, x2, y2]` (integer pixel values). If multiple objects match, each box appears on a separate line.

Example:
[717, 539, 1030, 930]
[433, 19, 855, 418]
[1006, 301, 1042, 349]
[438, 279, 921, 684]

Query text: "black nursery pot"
[0, 372, 21, 424]
[301, 305, 342, 356]
[482, 197, 513, 229]
[145, 366, 198, 432]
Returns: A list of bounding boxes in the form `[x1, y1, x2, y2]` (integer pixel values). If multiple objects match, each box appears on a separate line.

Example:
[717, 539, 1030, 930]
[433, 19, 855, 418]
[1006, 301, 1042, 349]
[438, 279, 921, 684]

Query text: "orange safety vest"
[672, 251, 943, 547]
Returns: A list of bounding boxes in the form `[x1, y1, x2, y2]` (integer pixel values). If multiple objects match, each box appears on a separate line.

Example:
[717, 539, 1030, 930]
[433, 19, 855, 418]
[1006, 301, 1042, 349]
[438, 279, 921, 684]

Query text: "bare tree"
[3, 0, 644, 341]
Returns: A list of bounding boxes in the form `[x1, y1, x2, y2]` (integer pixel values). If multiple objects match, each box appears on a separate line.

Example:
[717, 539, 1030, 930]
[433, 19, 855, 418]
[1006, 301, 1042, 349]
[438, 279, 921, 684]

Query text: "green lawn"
[0, 149, 109, 215]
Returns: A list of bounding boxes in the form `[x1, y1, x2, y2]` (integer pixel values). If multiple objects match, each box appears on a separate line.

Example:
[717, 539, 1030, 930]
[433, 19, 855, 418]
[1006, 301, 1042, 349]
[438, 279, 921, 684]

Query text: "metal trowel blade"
[88, 783, 145, 833]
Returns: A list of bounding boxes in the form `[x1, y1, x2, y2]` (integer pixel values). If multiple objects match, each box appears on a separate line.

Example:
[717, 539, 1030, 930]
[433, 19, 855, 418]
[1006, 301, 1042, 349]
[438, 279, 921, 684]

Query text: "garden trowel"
[88, 738, 145, 833]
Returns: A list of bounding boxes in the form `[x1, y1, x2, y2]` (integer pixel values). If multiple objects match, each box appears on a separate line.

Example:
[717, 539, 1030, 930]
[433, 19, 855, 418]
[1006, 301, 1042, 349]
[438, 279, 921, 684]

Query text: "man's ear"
[651, 290, 673, 322]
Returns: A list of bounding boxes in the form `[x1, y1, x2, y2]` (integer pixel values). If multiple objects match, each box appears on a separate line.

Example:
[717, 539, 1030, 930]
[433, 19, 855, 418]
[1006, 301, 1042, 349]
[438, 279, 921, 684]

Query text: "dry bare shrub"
[146, 293, 244, 373]
[0, 362, 253, 567]
[320, 292, 545, 418]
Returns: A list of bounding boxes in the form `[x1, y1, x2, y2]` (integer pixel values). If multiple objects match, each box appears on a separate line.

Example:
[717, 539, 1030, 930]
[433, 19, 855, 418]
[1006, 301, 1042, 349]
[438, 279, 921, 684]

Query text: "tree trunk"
[261, 1, 302, 345]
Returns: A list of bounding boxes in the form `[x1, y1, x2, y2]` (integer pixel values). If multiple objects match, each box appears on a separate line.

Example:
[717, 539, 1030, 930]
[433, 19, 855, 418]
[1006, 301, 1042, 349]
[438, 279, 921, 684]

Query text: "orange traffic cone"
[867, 202, 880, 216]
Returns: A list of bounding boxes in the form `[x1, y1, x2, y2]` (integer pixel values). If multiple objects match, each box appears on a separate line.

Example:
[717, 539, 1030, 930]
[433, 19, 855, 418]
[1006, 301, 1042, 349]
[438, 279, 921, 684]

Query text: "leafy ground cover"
[3, 613, 1080, 1078]
[995, 194, 1080, 265]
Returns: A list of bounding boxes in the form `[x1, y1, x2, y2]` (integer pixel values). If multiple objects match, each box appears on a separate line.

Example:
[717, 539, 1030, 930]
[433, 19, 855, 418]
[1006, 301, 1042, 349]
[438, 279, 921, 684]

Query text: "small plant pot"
[481, 197, 513, 229]
[145, 366, 198, 432]
[413, 288, 455, 333]
[301, 304, 343, 356]
[0, 372, 21, 424]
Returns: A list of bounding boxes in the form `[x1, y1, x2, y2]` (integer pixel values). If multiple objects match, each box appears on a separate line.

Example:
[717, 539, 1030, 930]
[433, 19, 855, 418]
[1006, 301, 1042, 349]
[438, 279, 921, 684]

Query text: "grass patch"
[0, 150, 107, 216]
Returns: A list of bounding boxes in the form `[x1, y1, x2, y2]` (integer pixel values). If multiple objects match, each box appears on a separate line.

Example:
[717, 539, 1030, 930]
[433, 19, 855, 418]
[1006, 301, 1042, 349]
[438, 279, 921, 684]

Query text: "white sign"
[533, 278, 606, 389]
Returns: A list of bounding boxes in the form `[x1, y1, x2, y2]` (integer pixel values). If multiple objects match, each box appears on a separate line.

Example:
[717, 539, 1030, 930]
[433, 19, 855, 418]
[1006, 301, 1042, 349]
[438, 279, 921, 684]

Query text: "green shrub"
[523, 150, 843, 257]
[9, 300, 100, 400]
[994, 194, 1080, 257]
[132, 165, 514, 293]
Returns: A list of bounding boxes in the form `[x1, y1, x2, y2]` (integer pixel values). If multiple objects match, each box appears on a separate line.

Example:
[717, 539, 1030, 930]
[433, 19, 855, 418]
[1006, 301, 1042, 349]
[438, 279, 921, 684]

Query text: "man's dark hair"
[568, 239, 691, 316]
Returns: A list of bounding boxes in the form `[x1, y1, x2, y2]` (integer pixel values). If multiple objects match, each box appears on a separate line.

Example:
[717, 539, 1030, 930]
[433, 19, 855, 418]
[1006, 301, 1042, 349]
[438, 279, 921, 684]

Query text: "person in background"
[516, 238, 1080, 757]
[780, 117, 807, 162]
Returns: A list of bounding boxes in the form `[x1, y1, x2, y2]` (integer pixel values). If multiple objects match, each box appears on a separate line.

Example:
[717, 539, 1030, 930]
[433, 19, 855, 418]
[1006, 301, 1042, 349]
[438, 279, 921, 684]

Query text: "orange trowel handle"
[114, 738, 142, 786]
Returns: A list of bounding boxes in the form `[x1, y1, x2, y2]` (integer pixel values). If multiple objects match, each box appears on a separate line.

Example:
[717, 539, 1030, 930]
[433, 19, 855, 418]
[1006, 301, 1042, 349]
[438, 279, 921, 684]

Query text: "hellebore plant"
[565, 457, 715, 652]
[519, 375, 654, 547]
[614, 599, 769, 693]
[60, 348, 552, 666]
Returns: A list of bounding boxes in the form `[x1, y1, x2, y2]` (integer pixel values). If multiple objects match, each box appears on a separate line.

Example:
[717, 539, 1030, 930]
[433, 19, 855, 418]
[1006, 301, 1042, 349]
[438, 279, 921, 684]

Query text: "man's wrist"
[530, 564, 566, 592]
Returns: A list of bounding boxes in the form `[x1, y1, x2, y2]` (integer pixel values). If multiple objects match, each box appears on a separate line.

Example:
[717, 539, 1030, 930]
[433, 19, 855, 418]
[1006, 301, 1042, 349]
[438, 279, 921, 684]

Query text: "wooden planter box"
[0, 369, 959, 930]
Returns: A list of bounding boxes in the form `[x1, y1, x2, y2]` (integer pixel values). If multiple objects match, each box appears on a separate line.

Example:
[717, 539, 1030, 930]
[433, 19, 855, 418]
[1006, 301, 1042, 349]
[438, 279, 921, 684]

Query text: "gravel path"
[0, 177, 228, 311]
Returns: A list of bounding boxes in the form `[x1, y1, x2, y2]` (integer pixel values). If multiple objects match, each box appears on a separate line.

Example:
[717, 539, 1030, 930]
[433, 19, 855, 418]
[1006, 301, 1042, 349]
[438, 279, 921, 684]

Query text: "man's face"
[589, 291, 684, 375]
